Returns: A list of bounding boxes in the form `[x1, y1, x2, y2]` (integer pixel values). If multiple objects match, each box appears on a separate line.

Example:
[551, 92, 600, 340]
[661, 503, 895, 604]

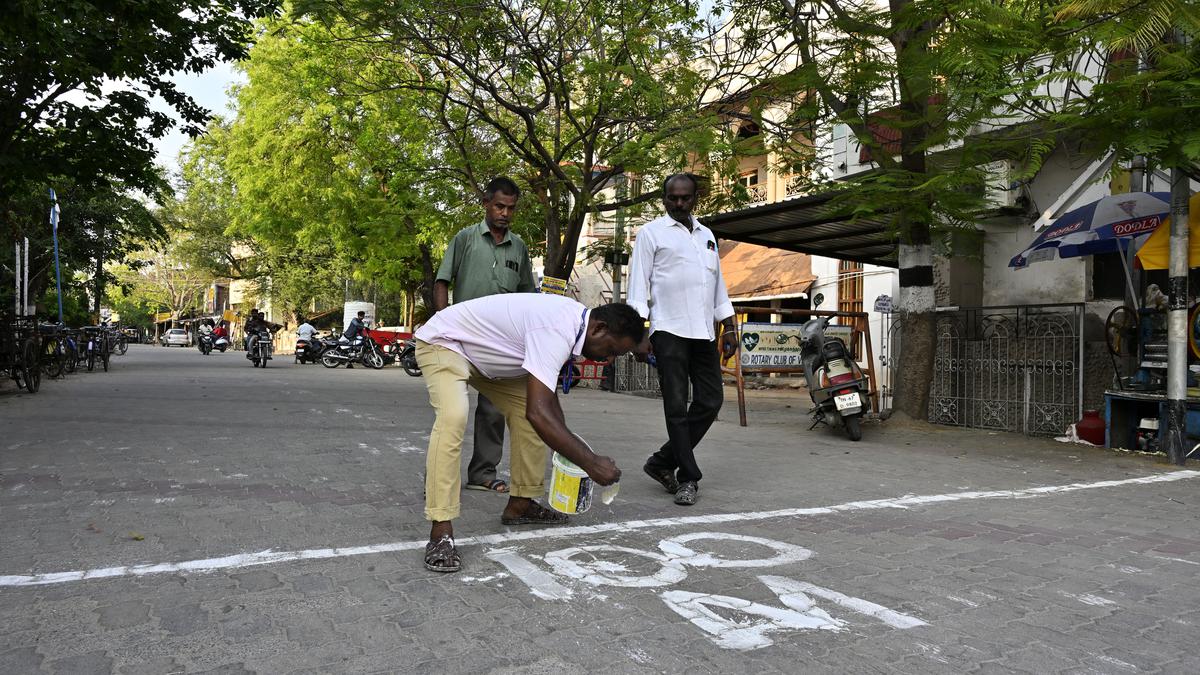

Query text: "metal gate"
[928, 304, 1084, 436]
[614, 354, 662, 396]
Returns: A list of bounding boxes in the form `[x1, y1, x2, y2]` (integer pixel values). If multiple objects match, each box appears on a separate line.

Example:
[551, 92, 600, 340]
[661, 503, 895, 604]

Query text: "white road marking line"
[485, 548, 572, 600]
[1, 470, 1196, 588]
[1139, 552, 1200, 566]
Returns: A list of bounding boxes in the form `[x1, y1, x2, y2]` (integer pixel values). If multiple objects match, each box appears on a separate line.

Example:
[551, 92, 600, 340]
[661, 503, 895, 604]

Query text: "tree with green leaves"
[216, 17, 488, 313]
[1045, 0, 1200, 181]
[293, 0, 725, 281]
[112, 240, 214, 329]
[1, 176, 164, 320]
[1, 0, 278, 317]
[724, 0, 1052, 420]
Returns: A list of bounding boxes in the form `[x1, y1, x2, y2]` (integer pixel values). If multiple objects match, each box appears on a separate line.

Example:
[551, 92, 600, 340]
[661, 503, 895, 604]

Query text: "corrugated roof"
[719, 241, 816, 299]
[701, 191, 898, 268]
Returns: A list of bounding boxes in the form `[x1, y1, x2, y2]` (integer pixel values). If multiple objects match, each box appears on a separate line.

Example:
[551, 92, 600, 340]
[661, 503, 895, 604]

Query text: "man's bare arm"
[524, 378, 621, 485]
[433, 280, 450, 312]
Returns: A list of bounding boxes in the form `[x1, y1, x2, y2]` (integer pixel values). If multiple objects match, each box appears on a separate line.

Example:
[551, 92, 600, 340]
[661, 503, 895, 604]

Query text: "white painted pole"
[22, 237, 29, 316]
[1165, 170, 1189, 465]
[14, 242, 21, 316]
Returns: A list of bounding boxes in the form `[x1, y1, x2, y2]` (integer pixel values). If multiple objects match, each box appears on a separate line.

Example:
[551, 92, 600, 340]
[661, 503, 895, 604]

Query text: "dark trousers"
[647, 331, 723, 483]
[467, 393, 505, 484]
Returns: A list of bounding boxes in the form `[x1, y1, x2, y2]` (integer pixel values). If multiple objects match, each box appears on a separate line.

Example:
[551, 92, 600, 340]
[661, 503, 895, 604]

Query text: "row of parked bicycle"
[1, 318, 130, 394]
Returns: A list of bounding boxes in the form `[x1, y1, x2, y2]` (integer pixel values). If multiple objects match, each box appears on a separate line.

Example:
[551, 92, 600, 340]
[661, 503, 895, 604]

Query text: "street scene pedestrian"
[414, 294, 641, 572]
[628, 173, 739, 506]
[4, 0, 1199, 672]
[433, 176, 537, 495]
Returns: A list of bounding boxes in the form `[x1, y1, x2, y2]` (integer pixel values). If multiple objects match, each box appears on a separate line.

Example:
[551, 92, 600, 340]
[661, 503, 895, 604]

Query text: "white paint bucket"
[548, 452, 594, 514]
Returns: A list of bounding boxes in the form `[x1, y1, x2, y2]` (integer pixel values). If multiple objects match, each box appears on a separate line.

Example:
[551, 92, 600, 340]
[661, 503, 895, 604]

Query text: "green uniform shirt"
[436, 220, 536, 303]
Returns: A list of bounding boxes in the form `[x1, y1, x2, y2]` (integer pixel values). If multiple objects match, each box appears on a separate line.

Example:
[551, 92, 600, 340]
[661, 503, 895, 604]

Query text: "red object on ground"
[364, 328, 412, 345]
[1076, 410, 1106, 445]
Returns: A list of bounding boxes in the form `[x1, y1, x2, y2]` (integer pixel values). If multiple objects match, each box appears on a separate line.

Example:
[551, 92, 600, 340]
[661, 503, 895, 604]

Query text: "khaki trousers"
[416, 341, 548, 521]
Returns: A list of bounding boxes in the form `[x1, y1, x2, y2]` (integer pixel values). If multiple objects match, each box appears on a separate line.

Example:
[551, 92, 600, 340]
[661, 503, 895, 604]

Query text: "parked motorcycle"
[247, 329, 273, 368]
[197, 333, 214, 355]
[395, 339, 422, 377]
[321, 336, 385, 369]
[797, 299, 869, 441]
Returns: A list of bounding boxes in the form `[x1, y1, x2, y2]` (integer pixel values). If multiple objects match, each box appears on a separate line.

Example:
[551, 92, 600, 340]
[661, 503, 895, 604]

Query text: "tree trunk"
[541, 184, 588, 281]
[890, 10, 938, 422]
[417, 242, 436, 310]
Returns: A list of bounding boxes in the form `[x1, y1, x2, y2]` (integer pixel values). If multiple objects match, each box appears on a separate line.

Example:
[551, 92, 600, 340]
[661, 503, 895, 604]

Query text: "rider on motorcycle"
[340, 311, 369, 369]
[244, 310, 282, 359]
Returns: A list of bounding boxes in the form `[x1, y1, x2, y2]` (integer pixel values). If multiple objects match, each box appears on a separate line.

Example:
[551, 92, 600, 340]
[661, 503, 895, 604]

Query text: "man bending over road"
[414, 294, 645, 573]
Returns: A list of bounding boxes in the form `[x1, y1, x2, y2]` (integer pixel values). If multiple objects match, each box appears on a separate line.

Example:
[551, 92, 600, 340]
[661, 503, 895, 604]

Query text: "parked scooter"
[213, 335, 230, 353]
[797, 296, 869, 441]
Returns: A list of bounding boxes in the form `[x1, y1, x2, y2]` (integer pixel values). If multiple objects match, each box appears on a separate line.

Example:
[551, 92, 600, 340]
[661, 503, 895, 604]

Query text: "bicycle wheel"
[21, 339, 40, 393]
[114, 335, 128, 356]
[41, 337, 65, 379]
[101, 341, 110, 372]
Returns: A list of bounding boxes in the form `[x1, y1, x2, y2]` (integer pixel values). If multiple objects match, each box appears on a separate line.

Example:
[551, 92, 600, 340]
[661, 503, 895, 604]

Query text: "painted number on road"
[480, 531, 927, 650]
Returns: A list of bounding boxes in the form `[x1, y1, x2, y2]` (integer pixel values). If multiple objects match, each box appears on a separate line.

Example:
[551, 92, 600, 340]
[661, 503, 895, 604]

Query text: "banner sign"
[541, 275, 568, 296]
[738, 322, 805, 372]
[154, 312, 173, 323]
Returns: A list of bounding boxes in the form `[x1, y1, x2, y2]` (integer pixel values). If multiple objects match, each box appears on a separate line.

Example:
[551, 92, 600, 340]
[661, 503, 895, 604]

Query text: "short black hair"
[591, 303, 646, 343]
[662, 173, 698, 195]
[357, 311, 365, 317]
[484, 176, 521, 200]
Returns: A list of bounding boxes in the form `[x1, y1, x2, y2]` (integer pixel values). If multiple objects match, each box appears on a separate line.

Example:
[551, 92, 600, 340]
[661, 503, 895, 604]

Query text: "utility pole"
[1165, 169, 1190, 465]
[612, 175, 628, 303]
[93, 222, 104, 322]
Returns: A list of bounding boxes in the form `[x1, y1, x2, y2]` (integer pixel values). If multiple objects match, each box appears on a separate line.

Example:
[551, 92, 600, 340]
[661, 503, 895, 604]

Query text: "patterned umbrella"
[1009, 192, 1172, 269]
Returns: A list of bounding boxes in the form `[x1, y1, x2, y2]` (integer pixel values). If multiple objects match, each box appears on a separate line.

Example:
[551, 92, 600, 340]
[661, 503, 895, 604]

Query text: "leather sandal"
[424, 534, 461, 573]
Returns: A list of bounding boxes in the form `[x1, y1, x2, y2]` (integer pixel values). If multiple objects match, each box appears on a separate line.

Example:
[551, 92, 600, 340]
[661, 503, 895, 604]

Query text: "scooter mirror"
[812, 293, 824, 309]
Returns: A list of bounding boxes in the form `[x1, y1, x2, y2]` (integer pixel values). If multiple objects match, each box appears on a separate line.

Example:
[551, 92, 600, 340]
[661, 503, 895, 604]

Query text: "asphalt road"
[1, 345, 1198, 674]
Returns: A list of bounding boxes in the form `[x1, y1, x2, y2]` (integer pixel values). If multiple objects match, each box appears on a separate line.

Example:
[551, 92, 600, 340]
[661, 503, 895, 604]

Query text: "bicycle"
[108, 324, 129, 356]
[2, 318, 41, 393]
[38, 323, 70, 379]
[82, 326, 110, 372]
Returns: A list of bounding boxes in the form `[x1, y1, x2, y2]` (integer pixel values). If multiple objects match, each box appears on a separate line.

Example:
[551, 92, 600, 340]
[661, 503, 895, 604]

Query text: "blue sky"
[154, 61, 243, 178]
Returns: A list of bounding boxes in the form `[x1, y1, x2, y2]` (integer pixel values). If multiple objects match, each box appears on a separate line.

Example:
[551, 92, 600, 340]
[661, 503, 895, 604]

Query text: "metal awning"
[701, 191, 898, 268]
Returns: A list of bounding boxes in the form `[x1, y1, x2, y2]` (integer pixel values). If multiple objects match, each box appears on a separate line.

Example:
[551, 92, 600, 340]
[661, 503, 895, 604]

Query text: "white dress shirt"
[626, 214, 735, 340]
[415, 294, 588, 391]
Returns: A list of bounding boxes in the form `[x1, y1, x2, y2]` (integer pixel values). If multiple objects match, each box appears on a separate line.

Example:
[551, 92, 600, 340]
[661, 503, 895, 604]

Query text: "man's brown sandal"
[424, 534, 461, 573]
[500, 501, 569, 526]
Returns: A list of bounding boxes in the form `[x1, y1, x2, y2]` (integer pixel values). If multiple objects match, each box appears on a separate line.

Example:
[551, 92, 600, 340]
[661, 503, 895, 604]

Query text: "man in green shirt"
[433, 176, 537, 493]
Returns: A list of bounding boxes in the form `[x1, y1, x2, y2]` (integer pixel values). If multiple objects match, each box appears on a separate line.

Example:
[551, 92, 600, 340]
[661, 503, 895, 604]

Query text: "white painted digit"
[658, 532, 813, 568]
[659, 590, 844, 650]
[544, 545, 688, 588]
[759, 575, 928, 629]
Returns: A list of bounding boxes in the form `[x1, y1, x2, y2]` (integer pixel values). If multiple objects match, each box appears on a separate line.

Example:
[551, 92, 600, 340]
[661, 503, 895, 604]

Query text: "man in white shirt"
[413, 294, 644, 573]
[627, 173, 738, 507]
[296, 318, 316, 342]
